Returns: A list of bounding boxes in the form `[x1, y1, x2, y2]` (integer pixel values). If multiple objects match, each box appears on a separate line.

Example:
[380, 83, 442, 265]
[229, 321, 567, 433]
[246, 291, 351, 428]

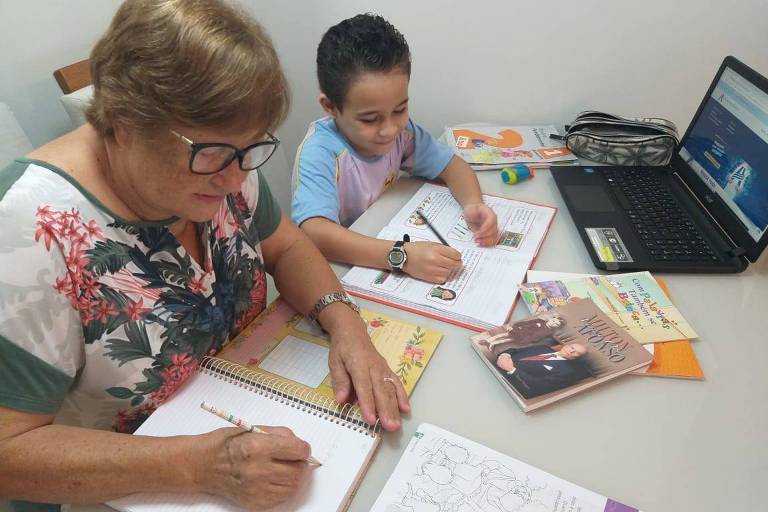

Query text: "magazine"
[470, 299, 652, 412]
[443, 123, 577, 169]
[341, 183, 556, 331]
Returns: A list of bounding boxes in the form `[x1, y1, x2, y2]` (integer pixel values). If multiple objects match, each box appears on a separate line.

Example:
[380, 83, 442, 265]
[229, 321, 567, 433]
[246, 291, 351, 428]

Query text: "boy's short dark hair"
[317, 13, 411, 109]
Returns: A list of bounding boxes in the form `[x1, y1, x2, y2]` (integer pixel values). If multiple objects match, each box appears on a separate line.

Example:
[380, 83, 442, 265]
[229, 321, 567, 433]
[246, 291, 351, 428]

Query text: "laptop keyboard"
[600, 168, 719, 262]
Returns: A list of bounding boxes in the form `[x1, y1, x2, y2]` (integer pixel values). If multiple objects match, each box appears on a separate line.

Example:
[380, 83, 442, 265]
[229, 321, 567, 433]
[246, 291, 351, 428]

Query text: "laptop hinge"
[727, 246, 747, 258]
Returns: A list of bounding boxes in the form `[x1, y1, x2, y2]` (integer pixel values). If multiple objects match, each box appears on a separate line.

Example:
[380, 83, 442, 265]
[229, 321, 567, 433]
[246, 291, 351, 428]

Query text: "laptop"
[551, 56, 768, 273]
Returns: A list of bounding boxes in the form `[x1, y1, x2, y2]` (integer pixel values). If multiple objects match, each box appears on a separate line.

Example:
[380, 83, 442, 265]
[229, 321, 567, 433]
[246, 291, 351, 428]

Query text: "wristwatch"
[387, 234, 410, 272]
[308, 291, 360, 321]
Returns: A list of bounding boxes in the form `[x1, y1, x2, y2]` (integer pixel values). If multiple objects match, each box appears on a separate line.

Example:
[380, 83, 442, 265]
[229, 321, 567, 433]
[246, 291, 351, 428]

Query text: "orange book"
[639, 280, 704, 379]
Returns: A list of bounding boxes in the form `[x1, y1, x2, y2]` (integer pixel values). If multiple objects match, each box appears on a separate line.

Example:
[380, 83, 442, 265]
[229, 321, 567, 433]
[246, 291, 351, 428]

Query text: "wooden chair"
[53, 59, 91, 94]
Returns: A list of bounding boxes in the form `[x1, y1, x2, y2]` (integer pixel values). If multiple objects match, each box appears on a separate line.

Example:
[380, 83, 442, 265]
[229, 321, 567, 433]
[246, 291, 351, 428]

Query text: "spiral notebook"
[108, 357, 380, 512]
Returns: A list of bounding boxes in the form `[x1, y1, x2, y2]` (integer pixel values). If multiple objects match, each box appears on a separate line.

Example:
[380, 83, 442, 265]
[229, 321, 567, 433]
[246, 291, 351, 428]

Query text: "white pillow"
[60, 85, 94, 128]
[0, 102, 33, 166]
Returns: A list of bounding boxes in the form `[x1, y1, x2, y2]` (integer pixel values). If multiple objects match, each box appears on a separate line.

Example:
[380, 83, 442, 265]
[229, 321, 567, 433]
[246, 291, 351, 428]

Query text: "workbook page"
[371, 423, 639, 512]
[109, 371, 378, 512]
[342, 183, 555, 330]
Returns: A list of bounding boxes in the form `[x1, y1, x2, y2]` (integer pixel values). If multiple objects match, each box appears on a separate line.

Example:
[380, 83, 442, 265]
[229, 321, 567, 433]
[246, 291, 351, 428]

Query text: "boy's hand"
[403, 242, 462, 284]
[463, 203, 498, 247]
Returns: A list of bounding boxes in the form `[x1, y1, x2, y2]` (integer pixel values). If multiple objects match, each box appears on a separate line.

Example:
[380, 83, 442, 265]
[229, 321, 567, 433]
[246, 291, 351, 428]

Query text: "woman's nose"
[211, 159, 246, 194]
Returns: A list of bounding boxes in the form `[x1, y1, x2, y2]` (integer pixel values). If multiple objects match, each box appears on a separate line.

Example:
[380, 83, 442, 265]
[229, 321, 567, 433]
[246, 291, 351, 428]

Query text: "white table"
[74, 170, 768, 512]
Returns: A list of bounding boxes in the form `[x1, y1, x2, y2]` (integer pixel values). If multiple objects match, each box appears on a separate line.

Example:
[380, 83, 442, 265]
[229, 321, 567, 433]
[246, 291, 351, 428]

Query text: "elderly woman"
[0, 0, 409, 510]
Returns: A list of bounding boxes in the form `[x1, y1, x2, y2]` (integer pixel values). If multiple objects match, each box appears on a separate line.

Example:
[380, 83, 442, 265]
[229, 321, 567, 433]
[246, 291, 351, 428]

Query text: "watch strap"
[308, 291, 360, 321]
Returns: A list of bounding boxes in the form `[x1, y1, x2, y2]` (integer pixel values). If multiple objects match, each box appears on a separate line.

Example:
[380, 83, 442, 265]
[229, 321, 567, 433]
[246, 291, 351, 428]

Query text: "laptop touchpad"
[564, 185, 616, 212]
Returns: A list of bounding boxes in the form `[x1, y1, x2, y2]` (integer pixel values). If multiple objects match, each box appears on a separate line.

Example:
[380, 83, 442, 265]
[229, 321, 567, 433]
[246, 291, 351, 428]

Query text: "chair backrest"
[53, 59, 92, 94]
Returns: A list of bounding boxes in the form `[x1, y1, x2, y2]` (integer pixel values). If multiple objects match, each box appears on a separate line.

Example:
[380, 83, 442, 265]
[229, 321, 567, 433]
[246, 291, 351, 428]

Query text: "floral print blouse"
[0, 159, 280, 433]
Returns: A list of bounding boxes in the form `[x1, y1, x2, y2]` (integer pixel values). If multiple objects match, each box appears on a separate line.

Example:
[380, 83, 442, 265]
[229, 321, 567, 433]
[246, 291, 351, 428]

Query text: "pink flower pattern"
[149, 353, 200, 404]
[34, 199, 268, 434]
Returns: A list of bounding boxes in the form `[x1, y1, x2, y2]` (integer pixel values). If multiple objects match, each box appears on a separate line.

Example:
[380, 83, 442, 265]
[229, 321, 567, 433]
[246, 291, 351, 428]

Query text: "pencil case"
[550, 111, 679, 166]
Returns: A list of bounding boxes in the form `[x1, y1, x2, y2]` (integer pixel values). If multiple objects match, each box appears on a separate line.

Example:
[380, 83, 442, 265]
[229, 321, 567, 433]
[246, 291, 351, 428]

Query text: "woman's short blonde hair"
[86, 0, 289, 137]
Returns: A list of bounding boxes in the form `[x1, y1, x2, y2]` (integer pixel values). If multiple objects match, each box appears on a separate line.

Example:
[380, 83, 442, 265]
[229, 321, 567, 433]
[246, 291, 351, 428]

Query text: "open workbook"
[342, 183, 556, 331]
[215, 298, 443, 398]
[371, 423, 640, 511]
[108, 357, 379, 512]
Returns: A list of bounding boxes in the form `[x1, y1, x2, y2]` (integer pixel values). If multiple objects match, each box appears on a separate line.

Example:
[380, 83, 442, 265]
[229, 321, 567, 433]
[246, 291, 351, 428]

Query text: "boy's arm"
[300, 217, 460, 284]
[439, 155, 499, 246]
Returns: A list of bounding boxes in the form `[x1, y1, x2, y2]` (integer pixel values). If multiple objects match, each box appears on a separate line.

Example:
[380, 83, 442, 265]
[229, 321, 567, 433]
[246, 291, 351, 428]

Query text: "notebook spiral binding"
[201, 356, 381, 437]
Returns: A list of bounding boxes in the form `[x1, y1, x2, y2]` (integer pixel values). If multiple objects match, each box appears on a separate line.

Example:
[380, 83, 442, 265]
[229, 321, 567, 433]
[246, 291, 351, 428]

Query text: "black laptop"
[552, 56, 768, 273]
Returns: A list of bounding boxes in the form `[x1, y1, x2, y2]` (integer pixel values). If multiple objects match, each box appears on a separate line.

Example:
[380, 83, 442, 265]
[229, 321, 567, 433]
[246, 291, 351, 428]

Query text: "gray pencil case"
[551, 111, 680, 166]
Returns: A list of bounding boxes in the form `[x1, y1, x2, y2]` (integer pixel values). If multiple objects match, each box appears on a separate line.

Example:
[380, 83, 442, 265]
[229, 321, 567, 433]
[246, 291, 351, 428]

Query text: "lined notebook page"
[258, 336, 330, 388]
[108, 371, 379, 512]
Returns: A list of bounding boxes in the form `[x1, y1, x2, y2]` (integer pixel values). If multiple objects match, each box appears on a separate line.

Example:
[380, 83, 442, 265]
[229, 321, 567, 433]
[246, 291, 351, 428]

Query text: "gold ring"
[383, 377, 396, 385]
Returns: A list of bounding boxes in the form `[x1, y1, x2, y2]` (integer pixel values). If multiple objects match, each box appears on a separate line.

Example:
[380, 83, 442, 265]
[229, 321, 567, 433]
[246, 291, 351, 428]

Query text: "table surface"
[74, 169, 768, 512]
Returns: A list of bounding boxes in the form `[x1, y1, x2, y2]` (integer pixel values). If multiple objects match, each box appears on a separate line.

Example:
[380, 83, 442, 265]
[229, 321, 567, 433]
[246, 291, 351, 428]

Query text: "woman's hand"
[323, 306, 410, 431]
[205, 426, 313, 509]
[463, 203, 499, 246]
[403, 241, 462, 283]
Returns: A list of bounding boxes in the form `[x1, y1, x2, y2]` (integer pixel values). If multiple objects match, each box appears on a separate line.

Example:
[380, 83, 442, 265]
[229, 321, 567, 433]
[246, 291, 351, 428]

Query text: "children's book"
[520, 271, 698, 343]
[108, 356, 380, 512]
[216, 297, 443, 399]
[470, 299, 652, 412]
[341, 183, 556, 331]
[371, 423, 640, 512]
[525, 270, 703, 379]
[443, 123, 577, 169]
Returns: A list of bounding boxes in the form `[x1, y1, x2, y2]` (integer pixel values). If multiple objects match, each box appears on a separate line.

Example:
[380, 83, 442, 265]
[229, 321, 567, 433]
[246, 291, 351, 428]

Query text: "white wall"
[2, 0, 767, 161]
[0, 0, 122, 146]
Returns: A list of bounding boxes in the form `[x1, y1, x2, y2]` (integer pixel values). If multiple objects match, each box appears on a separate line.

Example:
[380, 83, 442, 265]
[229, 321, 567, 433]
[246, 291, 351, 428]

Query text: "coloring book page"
[371, 423, 638, 512]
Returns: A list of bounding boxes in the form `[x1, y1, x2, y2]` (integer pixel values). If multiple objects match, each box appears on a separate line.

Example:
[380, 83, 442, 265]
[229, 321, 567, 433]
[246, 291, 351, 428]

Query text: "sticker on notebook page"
[585, 227, 634, 263]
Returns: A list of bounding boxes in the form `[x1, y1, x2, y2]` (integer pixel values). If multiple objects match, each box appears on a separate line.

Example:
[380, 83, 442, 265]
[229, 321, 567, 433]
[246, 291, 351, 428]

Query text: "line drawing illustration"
[383, 436, 549, 512]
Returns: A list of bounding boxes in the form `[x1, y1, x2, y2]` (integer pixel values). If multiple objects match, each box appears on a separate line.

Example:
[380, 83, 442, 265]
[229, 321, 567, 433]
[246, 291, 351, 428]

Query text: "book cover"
[217, 298, 443, 401]
[519, 271, 698, 343]
[523, 270, 704, 379]
[444, 124, 576, 166]
[470, 299, 652, 412]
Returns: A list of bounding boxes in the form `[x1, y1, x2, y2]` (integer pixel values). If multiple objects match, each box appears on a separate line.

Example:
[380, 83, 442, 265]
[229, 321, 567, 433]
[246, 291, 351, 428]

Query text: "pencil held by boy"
[291, 13, 498, 284]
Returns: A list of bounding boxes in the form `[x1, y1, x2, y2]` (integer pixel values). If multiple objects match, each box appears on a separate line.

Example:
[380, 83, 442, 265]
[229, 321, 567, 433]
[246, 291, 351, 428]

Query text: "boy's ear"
[318, 94, 340, 117]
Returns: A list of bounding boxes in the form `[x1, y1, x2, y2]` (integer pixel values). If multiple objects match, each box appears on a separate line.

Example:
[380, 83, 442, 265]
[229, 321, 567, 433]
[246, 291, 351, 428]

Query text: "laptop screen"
[678, 66, 768, 242]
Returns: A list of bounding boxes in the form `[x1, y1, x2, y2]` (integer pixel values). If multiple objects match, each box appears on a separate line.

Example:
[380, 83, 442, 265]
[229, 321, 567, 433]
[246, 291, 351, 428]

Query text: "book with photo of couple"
[470, 298, 652, 412]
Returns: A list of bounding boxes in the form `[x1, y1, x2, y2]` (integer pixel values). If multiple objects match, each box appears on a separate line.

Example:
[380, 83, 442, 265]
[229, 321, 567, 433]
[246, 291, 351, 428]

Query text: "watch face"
[388, 250, 405, 266]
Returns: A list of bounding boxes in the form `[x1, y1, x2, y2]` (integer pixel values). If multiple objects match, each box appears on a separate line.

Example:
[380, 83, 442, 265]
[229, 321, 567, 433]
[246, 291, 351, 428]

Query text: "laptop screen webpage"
[679, 66, 768, 242]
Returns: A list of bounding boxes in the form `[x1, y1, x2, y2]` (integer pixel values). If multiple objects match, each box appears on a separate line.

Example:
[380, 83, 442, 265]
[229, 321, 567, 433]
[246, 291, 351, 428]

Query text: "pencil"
[200, 401, 322, 466]
[415, 209, 451, 247]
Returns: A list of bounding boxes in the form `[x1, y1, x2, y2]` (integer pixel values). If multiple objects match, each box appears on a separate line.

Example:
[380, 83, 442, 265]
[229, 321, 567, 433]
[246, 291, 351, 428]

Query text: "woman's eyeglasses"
[170, 130, 280, 175]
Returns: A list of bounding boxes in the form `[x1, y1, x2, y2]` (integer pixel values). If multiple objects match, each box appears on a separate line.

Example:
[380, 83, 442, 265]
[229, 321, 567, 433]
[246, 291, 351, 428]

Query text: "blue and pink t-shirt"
[291, 117, 454, 227]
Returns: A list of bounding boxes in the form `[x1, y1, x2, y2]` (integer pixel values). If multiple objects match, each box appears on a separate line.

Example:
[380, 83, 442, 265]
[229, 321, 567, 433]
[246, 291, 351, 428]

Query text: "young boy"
[291, 13, 498, 284]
